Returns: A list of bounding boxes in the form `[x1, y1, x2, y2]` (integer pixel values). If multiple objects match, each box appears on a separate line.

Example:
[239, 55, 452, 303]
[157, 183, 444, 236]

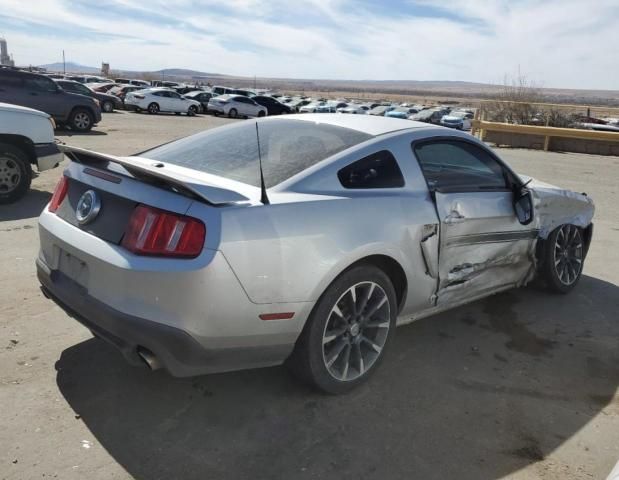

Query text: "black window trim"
[411, 136, 523, 194]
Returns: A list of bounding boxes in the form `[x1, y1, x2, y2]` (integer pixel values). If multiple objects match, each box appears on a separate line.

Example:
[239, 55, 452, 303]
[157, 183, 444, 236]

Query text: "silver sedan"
[37, 114, 594, 393]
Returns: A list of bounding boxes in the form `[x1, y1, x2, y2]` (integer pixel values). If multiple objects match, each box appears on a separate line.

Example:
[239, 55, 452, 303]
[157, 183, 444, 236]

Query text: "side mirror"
[514, 189, 534, 225]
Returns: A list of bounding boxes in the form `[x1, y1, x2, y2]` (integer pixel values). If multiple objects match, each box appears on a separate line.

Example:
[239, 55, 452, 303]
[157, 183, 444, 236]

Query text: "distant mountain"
[153, 68, 223, 77]
[38, 62, 100, 74]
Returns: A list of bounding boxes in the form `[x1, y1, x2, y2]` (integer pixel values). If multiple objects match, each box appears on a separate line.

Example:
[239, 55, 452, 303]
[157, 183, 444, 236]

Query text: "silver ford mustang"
[37, 114, 594, 393]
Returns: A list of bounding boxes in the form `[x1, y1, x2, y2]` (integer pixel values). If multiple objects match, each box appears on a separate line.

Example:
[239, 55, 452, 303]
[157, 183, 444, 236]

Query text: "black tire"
[188, 105, 198, 116]
[102, 101, 114, 113]
[213, 111, 219, 117]
[135, 107, 142, 113]
[257, 111, 266, 117]
[539, 224, 585, 294]
[147, 103, 160, 114]
[288, 265, 397, 394]
[69, 108, 94, 132]
[228, 108, 238, 118]
[0, 143, 32, 204]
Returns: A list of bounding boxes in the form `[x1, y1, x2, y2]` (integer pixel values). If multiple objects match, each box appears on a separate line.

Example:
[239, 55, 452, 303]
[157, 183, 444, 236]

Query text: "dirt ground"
[1, 111, 618, 480]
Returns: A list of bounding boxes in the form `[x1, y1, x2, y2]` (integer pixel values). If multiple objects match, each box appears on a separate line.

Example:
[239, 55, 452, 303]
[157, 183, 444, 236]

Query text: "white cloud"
[1, 0, 617, 90]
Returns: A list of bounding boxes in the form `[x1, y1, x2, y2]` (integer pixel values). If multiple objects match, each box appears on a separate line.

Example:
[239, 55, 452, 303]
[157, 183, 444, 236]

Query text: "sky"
[0, 0, 617, 90]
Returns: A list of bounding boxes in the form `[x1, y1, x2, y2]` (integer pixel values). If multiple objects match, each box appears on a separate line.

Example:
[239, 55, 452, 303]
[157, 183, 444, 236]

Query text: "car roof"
[264, 113, 428, 136]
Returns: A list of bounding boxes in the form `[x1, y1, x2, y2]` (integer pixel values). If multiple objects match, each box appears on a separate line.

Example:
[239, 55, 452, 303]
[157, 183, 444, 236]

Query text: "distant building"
[101, 62, 110, 76]
[0, 37, 15, 67]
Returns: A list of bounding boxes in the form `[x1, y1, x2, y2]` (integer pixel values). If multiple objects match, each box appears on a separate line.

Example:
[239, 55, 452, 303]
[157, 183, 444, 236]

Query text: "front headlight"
[94, 99, 100, 107]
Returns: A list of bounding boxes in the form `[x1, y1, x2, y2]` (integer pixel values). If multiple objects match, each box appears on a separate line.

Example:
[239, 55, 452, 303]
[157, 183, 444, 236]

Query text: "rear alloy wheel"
[0, 143, 32, 204]
[228, 108, 238, 118]
[148, 103, 160, 114]
[188, 105, 198, 116]
[289, 265, 396, 394]
[69, 108, 93, 132]
[102, 101, 114, 113]
[541, 224, 584, 293]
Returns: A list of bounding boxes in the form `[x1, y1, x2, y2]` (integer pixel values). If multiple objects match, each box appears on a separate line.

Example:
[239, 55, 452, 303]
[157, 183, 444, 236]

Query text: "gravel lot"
[1, 112, 618, 480]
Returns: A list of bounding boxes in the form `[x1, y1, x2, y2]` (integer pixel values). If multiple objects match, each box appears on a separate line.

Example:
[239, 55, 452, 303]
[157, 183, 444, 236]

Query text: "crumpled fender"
[521, 175, 595, 239]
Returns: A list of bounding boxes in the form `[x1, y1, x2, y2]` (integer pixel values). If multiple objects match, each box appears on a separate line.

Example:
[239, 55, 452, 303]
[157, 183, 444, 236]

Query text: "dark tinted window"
[23, 76, 58, 92]
[338, 150, 404, 189]
[414, 140, 507, 191]
[0, 72, 23, 88]
[140, 119, 372, 188]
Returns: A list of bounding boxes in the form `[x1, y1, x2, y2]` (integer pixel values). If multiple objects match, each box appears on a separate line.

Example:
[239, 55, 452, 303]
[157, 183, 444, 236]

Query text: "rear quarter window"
[338, 150, 405, 189]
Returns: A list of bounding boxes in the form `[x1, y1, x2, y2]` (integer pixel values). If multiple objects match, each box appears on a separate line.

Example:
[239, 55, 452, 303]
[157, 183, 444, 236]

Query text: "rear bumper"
[34, 142, 64, 172]
[37, 208, 310, 376]
[38, 259, 295, 377]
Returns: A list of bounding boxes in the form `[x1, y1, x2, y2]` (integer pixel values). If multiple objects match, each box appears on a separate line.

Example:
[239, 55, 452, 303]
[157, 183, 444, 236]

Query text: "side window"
[168, 92, 180, 99]
[152, 91, 164, 97]
[24, 77, 58, 92]
[413, 140, 508, 191]
[338, 150, 405, 189]
[0, 74, 23, 88]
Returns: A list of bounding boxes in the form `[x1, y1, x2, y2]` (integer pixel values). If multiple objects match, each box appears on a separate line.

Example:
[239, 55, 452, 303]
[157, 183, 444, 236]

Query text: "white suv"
[124, 88, 202, 116]
[0, 103, 62, 203]
[208, 94, 267, 118]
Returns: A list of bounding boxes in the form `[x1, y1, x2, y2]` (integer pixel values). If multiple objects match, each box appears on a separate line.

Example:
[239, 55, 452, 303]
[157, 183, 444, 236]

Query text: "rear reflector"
[48, 175, 69, 213]
[121, 204, 206, 258]
[259, 312, 295, 321]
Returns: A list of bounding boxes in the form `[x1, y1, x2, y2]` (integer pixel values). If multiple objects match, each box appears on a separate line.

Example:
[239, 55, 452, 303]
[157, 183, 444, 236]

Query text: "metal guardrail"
[471, 120, 619, 151]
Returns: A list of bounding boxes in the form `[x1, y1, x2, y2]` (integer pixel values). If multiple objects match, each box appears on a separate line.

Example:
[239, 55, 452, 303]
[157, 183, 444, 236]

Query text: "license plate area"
[57, 248, 89, 289]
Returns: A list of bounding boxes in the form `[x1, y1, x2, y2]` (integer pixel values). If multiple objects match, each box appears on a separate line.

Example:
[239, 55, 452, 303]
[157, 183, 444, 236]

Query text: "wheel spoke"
[360, 335, 382, 353]
[323, 325, 348, 345]
[356, 283, 375, 315]
[355, 343, 365, 376]
[365, 319, 390, 329]
[340, 344, 352, 380]
[325, 339, 348, 367]
[364, 295, 387, 319]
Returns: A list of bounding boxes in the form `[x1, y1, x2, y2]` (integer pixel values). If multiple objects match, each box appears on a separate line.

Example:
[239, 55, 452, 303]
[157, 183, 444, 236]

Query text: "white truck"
[0, 102, 63, 204]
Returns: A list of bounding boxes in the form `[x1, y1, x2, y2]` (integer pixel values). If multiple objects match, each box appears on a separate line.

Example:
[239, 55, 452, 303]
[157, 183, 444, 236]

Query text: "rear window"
[139, 119, 372, 188]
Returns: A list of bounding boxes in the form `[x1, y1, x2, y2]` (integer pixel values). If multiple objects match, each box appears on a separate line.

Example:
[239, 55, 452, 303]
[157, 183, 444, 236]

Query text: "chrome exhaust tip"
[137, 347, 162, 371]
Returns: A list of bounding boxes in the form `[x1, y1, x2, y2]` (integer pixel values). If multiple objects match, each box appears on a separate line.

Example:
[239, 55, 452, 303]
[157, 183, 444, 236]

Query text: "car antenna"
[255, 121, 270, 205]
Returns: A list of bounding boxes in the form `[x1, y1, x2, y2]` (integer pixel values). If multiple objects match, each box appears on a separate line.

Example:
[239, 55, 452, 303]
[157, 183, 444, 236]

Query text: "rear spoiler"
[60, 145, 251, 205]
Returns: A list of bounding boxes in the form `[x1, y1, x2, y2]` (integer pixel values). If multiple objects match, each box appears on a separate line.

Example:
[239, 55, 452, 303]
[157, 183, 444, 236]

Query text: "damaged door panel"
[434, 191, 537, 305]
[420, 223, 439, 278]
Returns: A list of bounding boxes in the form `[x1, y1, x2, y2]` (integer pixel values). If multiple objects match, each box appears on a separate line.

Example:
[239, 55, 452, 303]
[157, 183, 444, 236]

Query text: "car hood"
[520, 175, 595, 238]
[0, 102, 50, 118]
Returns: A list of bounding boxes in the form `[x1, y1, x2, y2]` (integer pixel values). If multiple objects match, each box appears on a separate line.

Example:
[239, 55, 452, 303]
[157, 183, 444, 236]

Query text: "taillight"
[134, 94, 145, 99]
[121, 204, 206, 258]
[48, 176, 69, 213]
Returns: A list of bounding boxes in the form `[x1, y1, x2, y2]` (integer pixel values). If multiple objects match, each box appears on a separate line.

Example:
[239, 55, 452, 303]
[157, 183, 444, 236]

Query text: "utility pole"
[62, 50, 65, 74]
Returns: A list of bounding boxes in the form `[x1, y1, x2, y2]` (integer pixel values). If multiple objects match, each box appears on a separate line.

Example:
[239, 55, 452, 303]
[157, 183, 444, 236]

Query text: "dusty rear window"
[139, 119, 372, 188]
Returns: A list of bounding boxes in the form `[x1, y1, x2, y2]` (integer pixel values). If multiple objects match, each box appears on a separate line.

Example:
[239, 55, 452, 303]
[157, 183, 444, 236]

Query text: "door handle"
[444, 211, 466, 225]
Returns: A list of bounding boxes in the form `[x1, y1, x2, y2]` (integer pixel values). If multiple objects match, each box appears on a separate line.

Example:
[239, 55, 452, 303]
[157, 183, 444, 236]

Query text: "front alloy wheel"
[553, 224, 583, 286]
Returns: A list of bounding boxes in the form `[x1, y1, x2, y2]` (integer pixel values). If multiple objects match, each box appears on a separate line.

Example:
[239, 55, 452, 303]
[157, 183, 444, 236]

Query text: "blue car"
[385, 107, 419, 119]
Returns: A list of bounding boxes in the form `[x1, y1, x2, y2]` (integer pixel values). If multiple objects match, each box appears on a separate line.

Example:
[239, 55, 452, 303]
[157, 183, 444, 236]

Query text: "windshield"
[139, 119, 372, 188]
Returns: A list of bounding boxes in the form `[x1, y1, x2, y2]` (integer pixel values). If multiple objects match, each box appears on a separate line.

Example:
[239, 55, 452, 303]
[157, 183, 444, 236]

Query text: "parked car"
[183, 90, 213, 112]
[409, 108, 445, 124]
[230, 89, 255, 97]
[124, 88, 201, 115]
[440, 111, 473, 130]
[90, 82, 119, 93]
[108, 85, 146, 104]
[208, 94, 267, 118]
[67, 75, 110, 84]
[39, 114, 594, 393]
[289, 98, 312, 112]
[0, 102, 63, 203]
[337, 104, 369, 114]
[0, 68, 102, 132]
[114, 78, 150, 87]
[368, 105, 395, 116]
[299, 101, 326, 113]
[211, 85, 234, 96]
[54, 79, 122, 113]
[252, 95, 293, 115]
[385, 107, 419, 119]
